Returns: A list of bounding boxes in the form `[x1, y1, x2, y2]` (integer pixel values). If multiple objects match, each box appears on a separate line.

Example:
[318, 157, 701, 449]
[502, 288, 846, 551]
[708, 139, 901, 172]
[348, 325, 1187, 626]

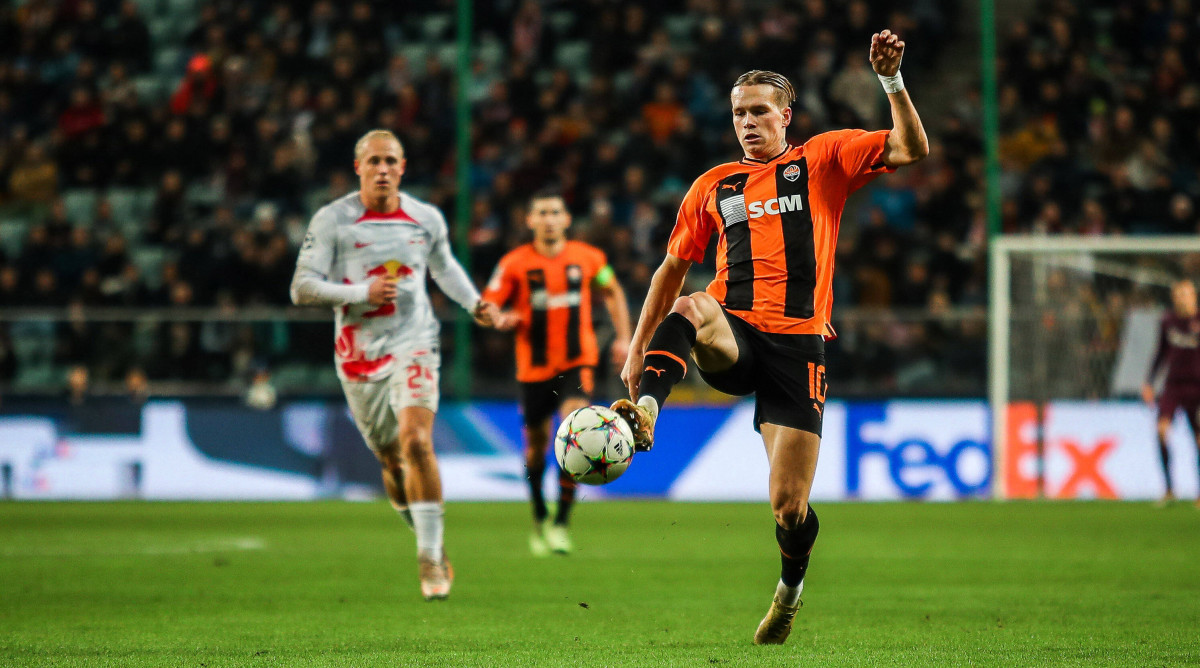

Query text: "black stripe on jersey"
[526, 269, 548, 367]
[715, 172, 753, 310]
[775, 158, 816, 319]
[565, 264, 583, 359]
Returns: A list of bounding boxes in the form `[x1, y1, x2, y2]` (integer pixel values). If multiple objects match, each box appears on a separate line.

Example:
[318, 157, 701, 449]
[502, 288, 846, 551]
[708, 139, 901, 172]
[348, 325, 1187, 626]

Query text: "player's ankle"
[637, 395, 659, 421]
[775, 578, 803, 607]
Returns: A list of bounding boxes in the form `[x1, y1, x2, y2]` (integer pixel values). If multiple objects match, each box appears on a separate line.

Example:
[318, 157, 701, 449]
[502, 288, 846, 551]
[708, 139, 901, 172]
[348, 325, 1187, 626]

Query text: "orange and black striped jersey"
[668, 129, 895, 336]
[483, 241, 611, 383]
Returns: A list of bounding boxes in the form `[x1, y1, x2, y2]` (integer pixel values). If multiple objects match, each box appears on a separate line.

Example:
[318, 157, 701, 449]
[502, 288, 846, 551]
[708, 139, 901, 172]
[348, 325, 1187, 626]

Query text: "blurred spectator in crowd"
[244, 366, 277, 410]
[8, 143, 58, 206]
[125, 366, 150, 405]
[65, 364, 90, 407]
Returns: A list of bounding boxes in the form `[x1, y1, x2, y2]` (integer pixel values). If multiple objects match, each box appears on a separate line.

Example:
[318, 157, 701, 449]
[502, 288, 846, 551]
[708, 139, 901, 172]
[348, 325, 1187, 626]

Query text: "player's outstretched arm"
[622, 255, 691, 399]
[426, 212, 487, 322]
[871, 29, 929, 167]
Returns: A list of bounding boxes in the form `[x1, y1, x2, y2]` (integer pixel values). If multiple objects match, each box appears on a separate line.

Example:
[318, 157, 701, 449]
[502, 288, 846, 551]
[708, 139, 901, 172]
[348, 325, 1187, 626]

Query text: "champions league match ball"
[554, 406, 636, 485]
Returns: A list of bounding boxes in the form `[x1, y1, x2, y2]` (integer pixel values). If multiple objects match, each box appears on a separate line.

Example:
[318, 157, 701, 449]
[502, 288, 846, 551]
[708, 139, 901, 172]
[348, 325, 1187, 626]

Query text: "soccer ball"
[554, 405, 636, 485]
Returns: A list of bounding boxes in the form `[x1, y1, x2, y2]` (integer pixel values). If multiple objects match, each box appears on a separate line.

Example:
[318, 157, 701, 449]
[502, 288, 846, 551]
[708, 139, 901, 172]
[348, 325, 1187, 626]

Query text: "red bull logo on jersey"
[366, 260, 414, 280]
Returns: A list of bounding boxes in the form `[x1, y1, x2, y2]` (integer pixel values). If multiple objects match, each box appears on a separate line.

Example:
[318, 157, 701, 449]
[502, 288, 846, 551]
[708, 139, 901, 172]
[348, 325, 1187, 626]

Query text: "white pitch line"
[0, 537, 267, 558]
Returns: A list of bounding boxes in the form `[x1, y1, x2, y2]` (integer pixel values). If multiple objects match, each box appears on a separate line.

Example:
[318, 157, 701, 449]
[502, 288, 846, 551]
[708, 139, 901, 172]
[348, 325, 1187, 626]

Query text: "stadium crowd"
[0, 0, 1182, 398]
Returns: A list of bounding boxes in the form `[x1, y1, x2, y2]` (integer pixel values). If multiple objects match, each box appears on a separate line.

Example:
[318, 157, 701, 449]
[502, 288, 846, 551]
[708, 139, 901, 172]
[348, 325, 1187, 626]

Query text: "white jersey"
[290, 191, 480, 383]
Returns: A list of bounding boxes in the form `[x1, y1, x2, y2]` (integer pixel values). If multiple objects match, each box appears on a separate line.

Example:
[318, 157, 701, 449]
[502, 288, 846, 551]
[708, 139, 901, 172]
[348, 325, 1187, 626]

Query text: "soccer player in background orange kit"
[611, 30, 928, 643]
[483, 189, 632, 555]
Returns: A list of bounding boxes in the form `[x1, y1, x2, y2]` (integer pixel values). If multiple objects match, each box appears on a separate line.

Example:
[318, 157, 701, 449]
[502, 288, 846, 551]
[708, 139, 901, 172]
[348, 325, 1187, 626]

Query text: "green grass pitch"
[2, 500, 1198, 667]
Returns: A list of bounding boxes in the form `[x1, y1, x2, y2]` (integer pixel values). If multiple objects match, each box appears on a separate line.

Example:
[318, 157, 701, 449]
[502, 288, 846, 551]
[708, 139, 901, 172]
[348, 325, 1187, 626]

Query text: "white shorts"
[340, 346, 441, 452]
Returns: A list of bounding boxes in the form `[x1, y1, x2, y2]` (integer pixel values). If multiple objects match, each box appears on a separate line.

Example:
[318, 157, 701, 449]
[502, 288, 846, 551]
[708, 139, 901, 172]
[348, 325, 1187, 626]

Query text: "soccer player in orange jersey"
[483, 189, 632, 555]
[611, 30, 928, 643]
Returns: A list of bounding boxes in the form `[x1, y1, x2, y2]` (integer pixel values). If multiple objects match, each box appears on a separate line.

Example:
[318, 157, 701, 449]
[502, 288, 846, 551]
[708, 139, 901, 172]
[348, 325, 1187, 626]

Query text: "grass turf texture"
[2, 501, 1198, 667]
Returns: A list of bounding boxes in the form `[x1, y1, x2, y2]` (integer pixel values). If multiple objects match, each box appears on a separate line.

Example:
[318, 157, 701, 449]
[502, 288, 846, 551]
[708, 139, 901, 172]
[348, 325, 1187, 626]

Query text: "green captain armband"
[594, 265, 615, 287]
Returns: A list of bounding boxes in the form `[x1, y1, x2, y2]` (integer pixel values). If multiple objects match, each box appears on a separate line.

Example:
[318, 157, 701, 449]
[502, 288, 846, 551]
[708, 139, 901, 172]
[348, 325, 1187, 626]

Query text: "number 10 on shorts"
[808, 362, 826, 403]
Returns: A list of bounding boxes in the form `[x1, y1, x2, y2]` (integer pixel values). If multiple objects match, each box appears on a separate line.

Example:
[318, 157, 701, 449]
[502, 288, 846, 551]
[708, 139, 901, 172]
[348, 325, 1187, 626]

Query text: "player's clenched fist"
[870, 29, 904, 76]
[367, 276, 397, 305]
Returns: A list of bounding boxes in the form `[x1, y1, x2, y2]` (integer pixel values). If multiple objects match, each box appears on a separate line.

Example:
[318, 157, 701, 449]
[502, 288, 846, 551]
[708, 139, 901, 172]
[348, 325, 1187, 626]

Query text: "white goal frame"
[988, 235, 1200, 499]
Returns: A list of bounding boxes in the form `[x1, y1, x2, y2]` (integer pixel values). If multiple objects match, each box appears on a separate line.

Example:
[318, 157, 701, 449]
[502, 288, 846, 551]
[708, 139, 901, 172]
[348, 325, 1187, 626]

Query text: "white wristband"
[878, 71, 904, 94]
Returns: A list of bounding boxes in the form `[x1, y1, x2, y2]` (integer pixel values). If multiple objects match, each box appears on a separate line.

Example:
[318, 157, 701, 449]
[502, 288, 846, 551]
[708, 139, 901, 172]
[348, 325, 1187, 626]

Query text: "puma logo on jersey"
[747, 194, 805, 218]
[813, 402, 823, 416]
[645, 366, 666, 377]
[720, 182, 743, 192]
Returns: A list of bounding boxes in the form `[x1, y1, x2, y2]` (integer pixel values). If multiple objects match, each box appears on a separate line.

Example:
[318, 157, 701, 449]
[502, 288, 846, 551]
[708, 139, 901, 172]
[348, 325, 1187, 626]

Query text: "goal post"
[988, 235, 1200, 499]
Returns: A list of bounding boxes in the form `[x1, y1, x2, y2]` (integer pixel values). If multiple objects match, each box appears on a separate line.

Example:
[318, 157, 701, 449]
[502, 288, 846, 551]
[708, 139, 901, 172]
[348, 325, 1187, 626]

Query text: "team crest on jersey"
[567, 265, 583, 281]
[783, 164, 802, 182]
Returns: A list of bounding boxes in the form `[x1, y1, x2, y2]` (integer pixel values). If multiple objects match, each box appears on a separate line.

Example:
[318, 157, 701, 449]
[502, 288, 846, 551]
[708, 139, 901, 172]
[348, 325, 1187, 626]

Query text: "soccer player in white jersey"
[290, 129, 499, 600]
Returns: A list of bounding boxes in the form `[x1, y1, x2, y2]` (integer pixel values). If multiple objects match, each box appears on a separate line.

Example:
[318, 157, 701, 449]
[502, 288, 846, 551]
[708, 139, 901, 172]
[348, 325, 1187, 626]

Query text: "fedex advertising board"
[2, 398, 1186, 501]
[843, 402, 992, 500]
[1003, 401, 1199, 500]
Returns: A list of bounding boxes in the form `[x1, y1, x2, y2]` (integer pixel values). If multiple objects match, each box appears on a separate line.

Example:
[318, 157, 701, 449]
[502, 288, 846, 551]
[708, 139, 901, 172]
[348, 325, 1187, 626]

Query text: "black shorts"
[519, 366, 595, 427]
[1157, 382, 1200, 431]
[697, 309, 826, 435]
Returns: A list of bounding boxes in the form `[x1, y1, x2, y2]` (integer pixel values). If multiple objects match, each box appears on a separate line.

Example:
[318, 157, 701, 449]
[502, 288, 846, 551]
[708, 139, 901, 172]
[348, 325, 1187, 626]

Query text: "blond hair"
[732, 70, 796, 109]
[354, 129, 403, 161]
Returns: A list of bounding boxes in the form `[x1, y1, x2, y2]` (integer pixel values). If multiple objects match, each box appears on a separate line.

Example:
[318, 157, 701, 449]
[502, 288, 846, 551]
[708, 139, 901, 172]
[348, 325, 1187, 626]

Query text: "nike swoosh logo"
[354, 242, 372, 249]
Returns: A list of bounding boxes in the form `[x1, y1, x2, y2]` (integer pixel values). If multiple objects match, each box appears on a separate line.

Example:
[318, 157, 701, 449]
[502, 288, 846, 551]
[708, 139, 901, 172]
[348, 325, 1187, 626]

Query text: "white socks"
[775, 578, 803, 607]
[409, 501, 444, 562]
[637, 395, 660, 421]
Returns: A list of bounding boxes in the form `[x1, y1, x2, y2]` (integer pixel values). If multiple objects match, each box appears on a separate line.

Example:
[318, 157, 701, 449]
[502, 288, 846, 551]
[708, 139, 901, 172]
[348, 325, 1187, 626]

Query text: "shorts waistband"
[722, 309, 824, 353]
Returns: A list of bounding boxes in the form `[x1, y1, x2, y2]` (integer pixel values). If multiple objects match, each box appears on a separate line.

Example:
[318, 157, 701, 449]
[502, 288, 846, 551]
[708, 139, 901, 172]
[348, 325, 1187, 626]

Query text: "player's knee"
[524, 445, 545, 469]
[772, 497, 809, 530]
[374, 443, 403, 470]
[399, 428, 434, 466]
[670, 296, 706, 329]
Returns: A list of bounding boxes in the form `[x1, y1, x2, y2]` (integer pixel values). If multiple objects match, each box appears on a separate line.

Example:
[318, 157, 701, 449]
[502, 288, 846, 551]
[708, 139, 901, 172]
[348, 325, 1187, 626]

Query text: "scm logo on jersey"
[747, 194, 805, 219]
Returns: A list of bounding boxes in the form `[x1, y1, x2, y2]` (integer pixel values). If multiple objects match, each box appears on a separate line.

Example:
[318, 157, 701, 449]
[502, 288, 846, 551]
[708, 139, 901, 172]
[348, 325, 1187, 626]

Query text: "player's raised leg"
[754, 424, 821, 645]
[398, 405, 453, 600]
[613, 291, 738, 450]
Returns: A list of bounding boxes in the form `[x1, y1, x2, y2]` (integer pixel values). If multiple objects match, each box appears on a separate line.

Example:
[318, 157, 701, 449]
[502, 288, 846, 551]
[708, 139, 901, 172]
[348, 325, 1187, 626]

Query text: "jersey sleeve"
[295, 206, 337, 276]
[667, 175, 716, 262]
[482, 253, 518, 306]
[290, 206, 370, 306]
[588, 245, 614, 287]
[814, 129, 897, 194]
[426, 207, 482, 311]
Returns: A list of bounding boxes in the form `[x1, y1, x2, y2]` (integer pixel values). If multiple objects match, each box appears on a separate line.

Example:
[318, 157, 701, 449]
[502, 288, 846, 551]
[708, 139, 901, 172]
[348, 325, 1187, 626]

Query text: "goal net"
[988, 236, 1200, 499]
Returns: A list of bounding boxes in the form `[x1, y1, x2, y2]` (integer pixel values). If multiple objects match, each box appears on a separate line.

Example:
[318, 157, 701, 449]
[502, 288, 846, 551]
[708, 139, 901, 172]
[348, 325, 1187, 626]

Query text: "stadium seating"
[20, 1, 1187, 400]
